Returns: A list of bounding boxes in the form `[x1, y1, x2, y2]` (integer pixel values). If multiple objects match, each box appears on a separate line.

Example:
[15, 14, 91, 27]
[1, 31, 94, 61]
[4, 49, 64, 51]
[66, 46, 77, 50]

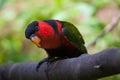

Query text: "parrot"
[25, 20, 87, 71]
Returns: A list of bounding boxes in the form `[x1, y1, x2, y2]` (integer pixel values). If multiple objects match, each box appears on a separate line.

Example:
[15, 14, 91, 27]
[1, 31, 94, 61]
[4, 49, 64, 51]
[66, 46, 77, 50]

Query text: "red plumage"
[25, 20, 87, 71]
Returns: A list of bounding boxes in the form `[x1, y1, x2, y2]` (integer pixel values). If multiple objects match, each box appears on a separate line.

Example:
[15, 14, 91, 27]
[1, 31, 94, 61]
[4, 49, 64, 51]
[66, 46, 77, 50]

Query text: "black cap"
[25, 21, 38, 39]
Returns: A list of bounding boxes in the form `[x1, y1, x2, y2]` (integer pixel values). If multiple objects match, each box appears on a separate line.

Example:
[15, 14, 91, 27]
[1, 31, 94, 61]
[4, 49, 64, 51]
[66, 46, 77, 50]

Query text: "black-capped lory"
[25, 20, 87, 71]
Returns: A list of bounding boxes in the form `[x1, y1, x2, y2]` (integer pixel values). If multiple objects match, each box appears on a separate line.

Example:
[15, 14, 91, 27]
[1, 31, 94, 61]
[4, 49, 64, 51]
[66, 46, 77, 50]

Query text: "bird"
[25, 20, 87, 71]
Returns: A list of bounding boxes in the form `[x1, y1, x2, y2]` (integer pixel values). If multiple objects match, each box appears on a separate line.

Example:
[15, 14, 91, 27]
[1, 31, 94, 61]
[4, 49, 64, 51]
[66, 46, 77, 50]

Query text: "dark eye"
[35, 26, 39, 32]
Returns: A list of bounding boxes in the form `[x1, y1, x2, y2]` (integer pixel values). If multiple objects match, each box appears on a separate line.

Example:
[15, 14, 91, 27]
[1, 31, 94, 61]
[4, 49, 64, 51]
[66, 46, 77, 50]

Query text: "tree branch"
[1, 48, 120, 80]
[87, 15, 120, 48]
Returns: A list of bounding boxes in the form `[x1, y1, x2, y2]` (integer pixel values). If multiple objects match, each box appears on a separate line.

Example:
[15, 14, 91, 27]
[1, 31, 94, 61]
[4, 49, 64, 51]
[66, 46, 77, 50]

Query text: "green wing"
[62, 21, 87, 53]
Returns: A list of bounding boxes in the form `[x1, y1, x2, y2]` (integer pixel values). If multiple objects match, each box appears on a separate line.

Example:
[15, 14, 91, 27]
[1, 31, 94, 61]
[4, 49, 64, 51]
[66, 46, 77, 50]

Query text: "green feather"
[62, 21, 87, 53]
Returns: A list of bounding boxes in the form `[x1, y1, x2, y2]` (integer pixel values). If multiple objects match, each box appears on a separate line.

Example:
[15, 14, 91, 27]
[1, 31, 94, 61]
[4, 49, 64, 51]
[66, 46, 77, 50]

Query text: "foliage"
[0, 0, 120, 80]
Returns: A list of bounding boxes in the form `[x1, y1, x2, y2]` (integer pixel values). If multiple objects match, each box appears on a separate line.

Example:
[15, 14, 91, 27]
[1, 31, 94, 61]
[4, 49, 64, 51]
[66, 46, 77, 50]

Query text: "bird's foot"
[36, 58, 49, 72]
[48, 57, 67, 63]
[36, 57, 67, 72]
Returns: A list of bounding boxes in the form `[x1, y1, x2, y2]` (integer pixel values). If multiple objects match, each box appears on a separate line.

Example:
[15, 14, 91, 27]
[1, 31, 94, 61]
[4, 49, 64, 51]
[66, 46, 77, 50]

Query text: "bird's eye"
[35, 26, 39, 32]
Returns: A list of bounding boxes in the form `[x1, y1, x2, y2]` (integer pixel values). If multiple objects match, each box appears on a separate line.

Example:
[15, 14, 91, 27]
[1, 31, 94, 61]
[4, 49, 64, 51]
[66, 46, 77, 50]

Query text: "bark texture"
[0, 48, 120, 80]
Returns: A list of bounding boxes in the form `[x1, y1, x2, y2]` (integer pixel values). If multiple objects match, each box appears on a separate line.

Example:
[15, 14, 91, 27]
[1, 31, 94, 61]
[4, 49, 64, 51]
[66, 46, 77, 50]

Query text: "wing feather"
[62, 21, 87, 53]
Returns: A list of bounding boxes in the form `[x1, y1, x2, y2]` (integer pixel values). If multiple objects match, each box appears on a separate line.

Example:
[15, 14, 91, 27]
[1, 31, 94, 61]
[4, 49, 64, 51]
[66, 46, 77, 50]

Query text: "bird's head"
[25, 20, 61, 48]
[25, 21, 41, 47]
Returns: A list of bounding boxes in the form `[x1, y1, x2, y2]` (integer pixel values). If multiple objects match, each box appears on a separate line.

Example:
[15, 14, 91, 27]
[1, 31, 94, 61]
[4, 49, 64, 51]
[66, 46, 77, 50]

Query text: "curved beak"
[30, 34, 41, 47]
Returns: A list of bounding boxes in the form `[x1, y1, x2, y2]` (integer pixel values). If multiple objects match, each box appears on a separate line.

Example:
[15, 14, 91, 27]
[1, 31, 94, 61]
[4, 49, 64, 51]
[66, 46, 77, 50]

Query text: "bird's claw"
[36, 58, 49, 72]
[36, 57, 67, 72]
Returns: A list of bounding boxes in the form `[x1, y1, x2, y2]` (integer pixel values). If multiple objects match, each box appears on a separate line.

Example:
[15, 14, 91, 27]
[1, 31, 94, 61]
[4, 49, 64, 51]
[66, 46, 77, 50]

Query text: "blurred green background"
[0, 0, 120, 80]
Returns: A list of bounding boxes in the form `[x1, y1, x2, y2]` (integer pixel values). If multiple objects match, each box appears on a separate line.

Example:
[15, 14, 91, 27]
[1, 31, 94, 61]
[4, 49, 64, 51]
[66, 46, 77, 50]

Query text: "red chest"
[36, 20, 63, 49]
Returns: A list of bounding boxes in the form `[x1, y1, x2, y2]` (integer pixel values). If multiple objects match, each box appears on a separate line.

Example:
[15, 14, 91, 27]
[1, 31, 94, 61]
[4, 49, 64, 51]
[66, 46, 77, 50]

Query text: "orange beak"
[30, 34, 41, 47]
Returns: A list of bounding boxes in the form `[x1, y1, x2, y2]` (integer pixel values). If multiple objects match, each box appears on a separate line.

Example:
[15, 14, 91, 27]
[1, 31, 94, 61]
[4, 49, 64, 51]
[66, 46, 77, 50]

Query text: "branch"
[1, 48, 120, 80]
[87, 15, 120, 48]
